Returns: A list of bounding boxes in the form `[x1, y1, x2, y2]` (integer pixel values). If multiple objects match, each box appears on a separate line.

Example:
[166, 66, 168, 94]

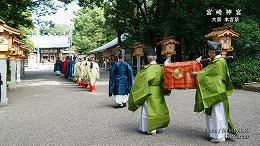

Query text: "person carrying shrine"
[128, 47, 171, 135]
[86, 54, 100, 91]
[191, 40, 236, 143]
[54, 58, 62, 76]
[109, 51, 133, 108]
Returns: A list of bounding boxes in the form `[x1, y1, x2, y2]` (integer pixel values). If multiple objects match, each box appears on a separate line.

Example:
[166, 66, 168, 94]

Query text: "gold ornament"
[173, 67, 183, 79]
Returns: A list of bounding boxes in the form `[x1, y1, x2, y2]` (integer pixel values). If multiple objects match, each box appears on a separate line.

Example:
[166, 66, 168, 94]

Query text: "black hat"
[207, 40, 221, 51]
[116, 51, 123, 58]
[147, 47, 156, 56]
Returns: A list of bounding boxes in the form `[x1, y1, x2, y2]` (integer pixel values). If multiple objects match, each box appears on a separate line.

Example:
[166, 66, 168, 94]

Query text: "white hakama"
[115, 95, 128, 105]
[140, 102, 148, 132]
[206, 102, 228, 140]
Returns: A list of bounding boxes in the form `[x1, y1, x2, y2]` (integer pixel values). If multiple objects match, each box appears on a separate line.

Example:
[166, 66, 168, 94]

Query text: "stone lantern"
[0, 20, 22, 54]
[205, 26, 239, 56]
[13, 39, 25, 82]
[132, 42, 145, 72]
[10, 38, 23, 57]
[19, 45, 29, 79]
[132, 43, 145, 58]
[157, 37, 179, 63]
[0, 20, 22, 104]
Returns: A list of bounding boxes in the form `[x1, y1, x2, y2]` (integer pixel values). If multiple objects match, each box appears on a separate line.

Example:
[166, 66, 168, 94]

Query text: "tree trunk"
[117, 32, 122, 46]
[163, 0, 170, 16]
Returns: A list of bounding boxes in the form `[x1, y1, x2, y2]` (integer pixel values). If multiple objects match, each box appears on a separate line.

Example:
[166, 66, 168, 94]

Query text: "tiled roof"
[31, 35, 70, 49]
[0, 20, 22, 35]
[89, 33, 129, 53]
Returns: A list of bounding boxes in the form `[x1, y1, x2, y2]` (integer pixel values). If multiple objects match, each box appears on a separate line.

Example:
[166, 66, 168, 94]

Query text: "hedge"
[228, 57, 260, 88]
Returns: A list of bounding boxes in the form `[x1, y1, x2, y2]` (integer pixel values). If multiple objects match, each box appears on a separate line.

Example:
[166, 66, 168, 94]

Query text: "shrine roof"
[0, 20, 22, 35]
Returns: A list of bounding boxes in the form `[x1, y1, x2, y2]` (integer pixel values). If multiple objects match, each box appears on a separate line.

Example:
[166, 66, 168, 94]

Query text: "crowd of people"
[54, 40, 236, 143]
[54, 54, 100, 92]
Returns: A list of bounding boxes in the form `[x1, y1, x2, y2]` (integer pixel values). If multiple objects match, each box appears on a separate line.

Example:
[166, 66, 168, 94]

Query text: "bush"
[228, 57, 260, 88]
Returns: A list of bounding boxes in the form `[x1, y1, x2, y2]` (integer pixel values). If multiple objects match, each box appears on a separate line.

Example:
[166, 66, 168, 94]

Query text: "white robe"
[206, 55, 228, 140]
[115, 95, 128, 105]
[140, 102, 148, 132]
[206, 102, 228, 140]
[74, 62, 81, 80]
[139, 61, 157, 133]
[86, 61, 100, 85]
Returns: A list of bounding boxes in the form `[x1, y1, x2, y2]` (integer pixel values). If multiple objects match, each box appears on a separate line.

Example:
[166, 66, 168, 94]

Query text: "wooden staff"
[200, 56, 234, 62]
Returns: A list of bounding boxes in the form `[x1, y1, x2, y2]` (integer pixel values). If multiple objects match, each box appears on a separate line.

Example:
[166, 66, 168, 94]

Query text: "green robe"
[194, 57, 235, 134]
[128, 64, 171, 132]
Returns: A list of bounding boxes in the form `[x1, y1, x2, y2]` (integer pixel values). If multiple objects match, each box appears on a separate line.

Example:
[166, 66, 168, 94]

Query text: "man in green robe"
[128, 47, 171, 135]
[191, 40, 236, 143]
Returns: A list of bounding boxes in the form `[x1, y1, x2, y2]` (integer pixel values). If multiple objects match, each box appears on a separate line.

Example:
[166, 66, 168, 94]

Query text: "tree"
[0, 0, 74, 28]
[0, 0, 76, 51]
[0, 0, 33, 28]
[74, 0, 259, 59]
[103, 0, 136, 45]
[231, 17, 260, 58]
[72, 6, 117, 52]
[36, 24, 71, 36]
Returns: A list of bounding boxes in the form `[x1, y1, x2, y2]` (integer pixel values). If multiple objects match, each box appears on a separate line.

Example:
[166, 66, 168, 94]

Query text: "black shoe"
[116, 104, 124, 108]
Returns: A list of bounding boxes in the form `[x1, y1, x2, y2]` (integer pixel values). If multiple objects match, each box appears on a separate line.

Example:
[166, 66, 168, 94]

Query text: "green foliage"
[231, 17, 260, 58]
[103, 0, 135, 36]
[0, 0, 74, 52]
[229, 58, 260, 88]
[77, 0, 259, 59]
[78, 0, 104, 7]
[36, 24, 71, 36]
[0, 0, 33, 28]
[0, 0, 72, 28]
[72, 6, 117, 52]
[18, 25, 35, 52]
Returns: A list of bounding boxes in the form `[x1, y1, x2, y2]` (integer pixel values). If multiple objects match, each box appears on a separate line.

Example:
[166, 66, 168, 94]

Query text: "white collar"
[215, 55, 222, 59]
[150, 61, 157, 64]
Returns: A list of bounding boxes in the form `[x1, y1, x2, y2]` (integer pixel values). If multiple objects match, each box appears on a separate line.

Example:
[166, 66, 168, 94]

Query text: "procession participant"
[191, 40, 236, 143]
[109, 51, 133, 108]
[65, 56, 72, 79]
[54, 58, 62, 76]
[128, 47, 171, 135]
[79, 56, 90, 88]
[61, 56, 70, 75]
[86, 54, 100, 91]
[68, 56, 77, 80]
[74, 58, 82, 84]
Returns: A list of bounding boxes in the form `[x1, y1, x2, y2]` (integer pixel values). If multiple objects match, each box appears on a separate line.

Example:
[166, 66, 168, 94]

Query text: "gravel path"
[0, 64, 259, 145]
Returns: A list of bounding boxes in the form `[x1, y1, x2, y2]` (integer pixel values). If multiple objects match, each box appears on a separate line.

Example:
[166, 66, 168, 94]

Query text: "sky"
[32, 0, 81, 25]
